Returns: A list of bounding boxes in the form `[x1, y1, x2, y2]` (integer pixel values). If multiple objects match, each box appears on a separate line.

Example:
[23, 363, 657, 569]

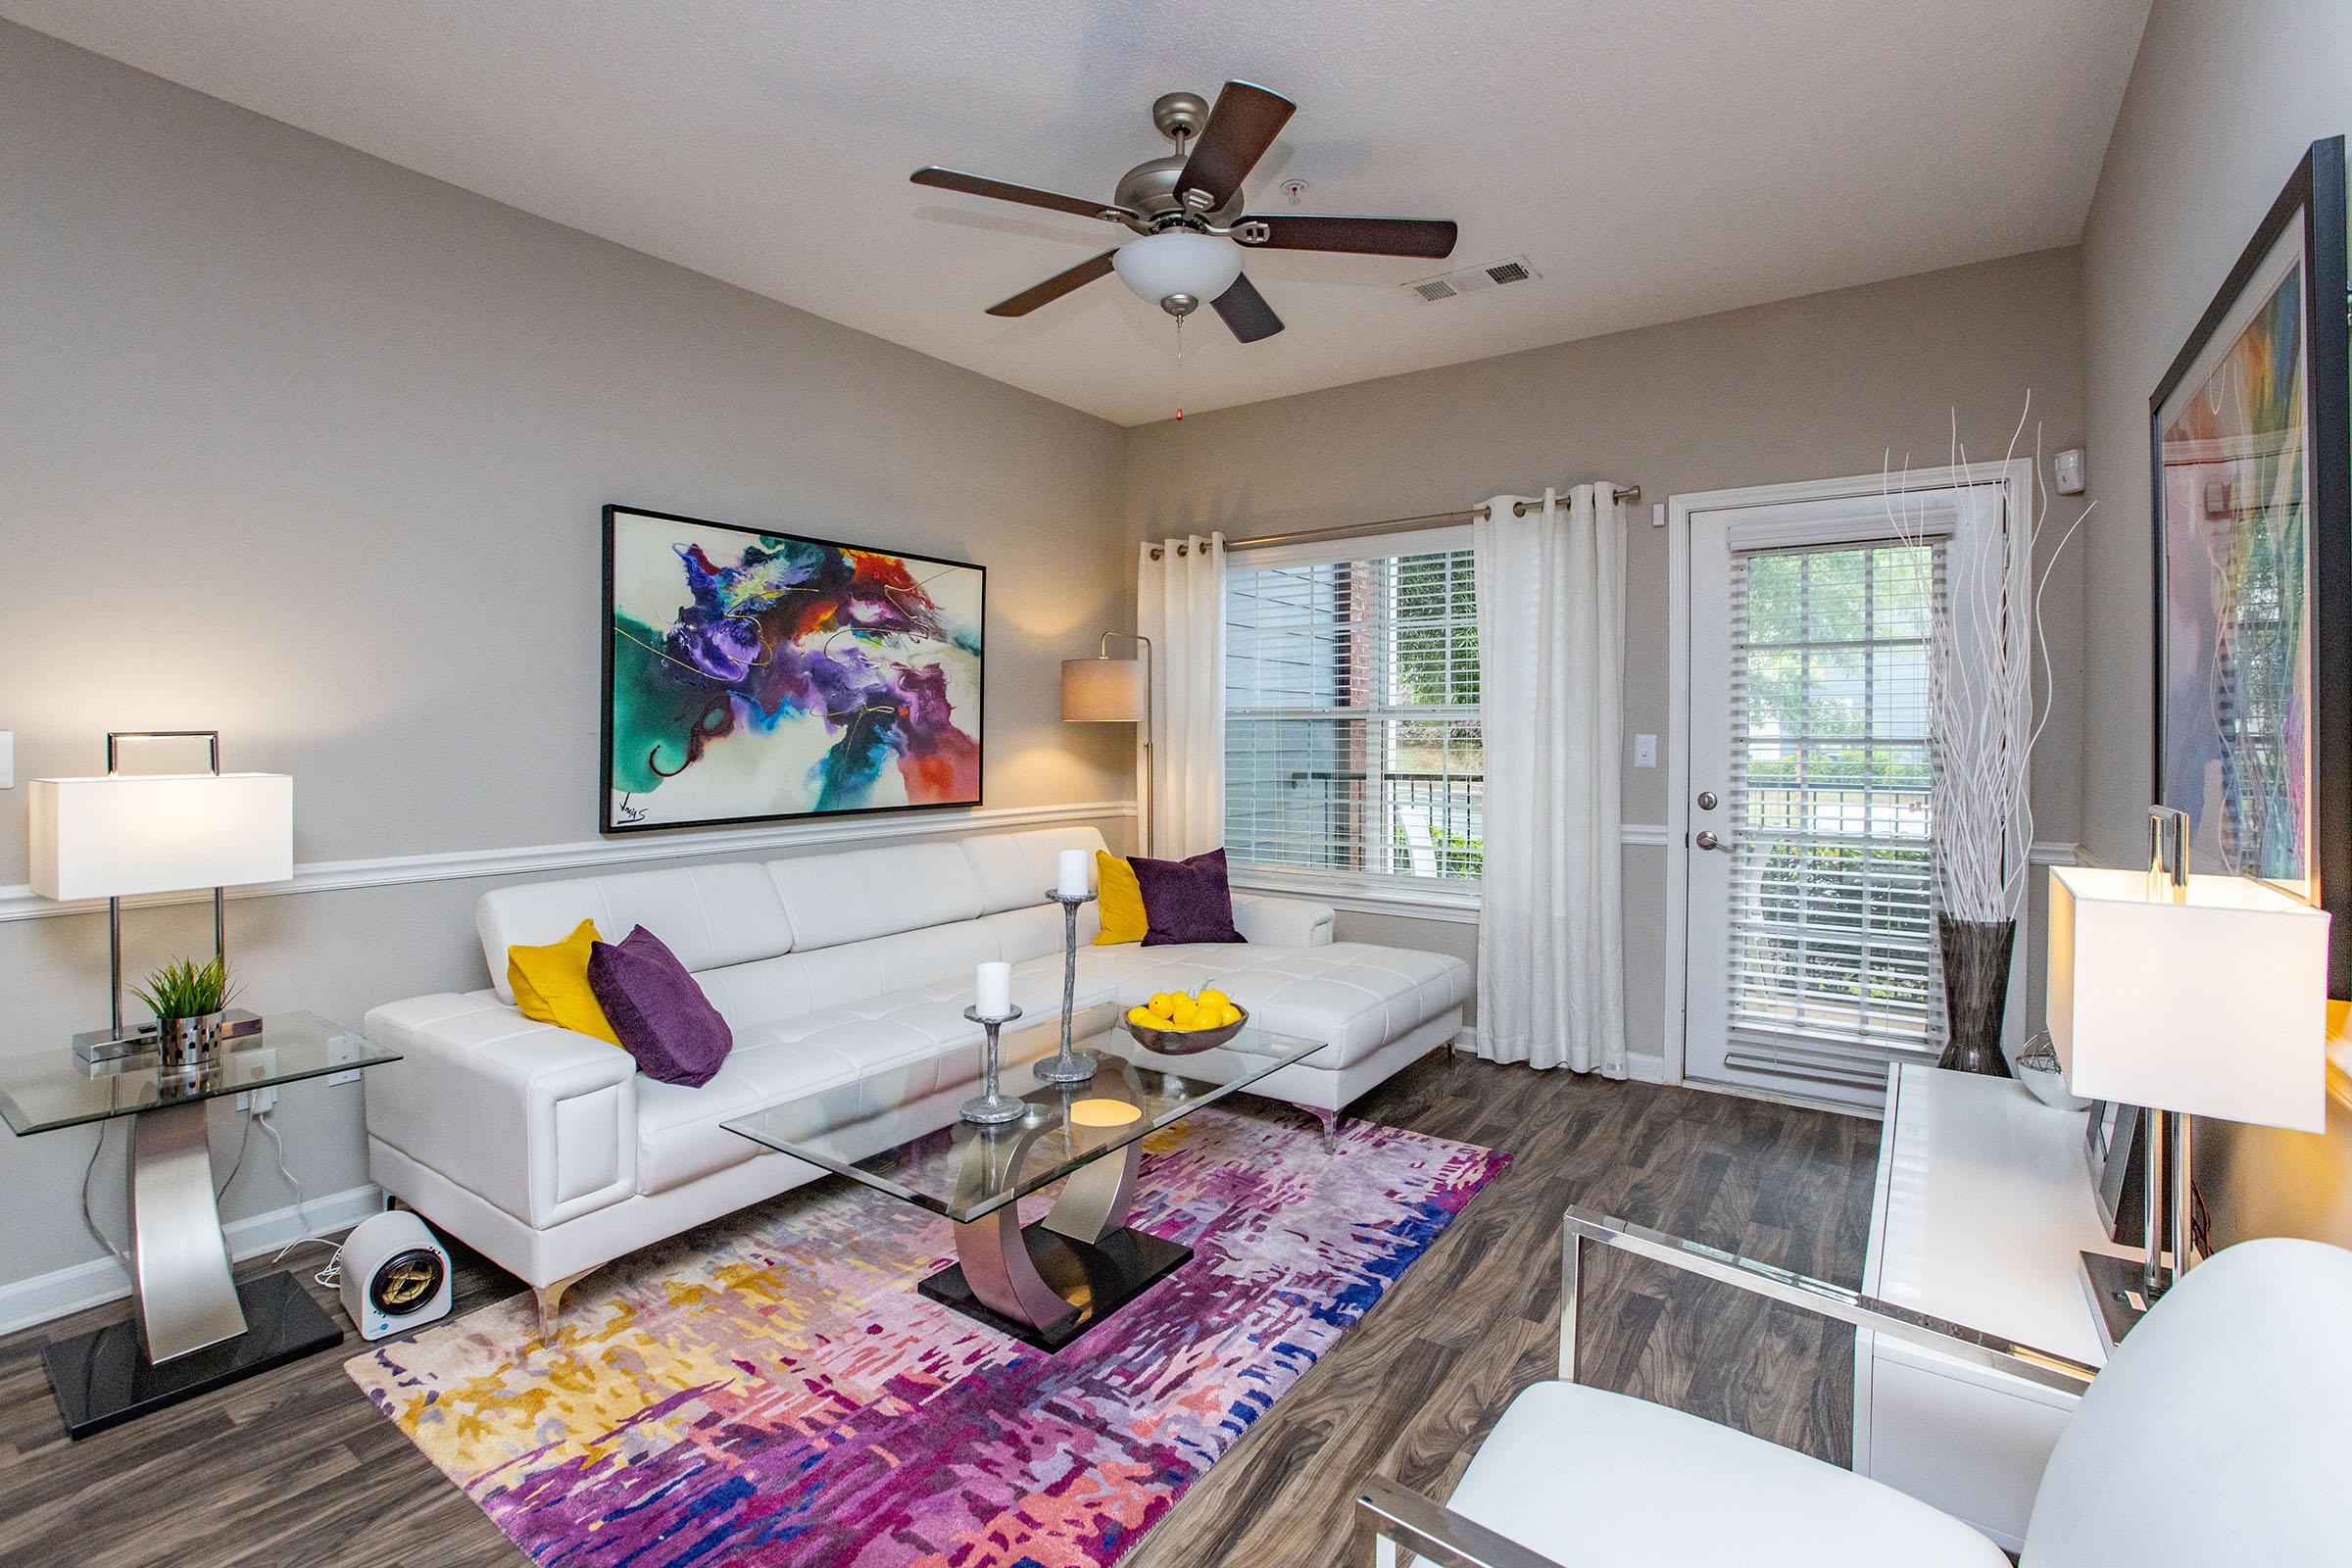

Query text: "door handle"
[1694, 831, 1723, 851]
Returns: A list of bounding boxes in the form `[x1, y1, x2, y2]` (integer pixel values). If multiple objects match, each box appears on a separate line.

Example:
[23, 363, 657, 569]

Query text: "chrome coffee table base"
[920, 1229, 1191, 1352]
[924, 1132, 1186, 1350]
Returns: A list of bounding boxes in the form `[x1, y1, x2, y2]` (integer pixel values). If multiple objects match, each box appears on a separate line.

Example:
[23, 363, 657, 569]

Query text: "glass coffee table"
[725, 1002, 1326, 1350]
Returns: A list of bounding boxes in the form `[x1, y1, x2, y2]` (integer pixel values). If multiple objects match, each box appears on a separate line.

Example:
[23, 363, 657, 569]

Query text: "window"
[1223, 533, 1482, 894]
[1725, 538, 1945, 1061]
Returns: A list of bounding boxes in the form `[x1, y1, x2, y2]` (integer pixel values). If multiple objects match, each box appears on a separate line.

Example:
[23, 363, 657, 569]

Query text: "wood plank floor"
[0, 1053, 1878, 1568]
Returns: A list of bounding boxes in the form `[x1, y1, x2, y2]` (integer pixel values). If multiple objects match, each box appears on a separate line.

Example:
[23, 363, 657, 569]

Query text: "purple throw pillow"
[1132, 848, 1249, 946]
[587, 926, 733, 1087]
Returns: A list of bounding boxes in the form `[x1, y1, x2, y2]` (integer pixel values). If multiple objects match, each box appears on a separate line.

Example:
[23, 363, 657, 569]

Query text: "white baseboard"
[0, 1182, 381, 1338]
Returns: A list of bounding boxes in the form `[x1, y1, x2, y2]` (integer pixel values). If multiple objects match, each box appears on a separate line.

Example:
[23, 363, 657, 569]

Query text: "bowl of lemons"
[1122, 988, 1249, 1054]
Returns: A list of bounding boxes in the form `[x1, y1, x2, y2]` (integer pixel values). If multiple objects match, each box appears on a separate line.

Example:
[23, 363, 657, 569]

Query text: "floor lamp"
[2045, 809, 2329, 1348]
[1062, 633, 1152, 857]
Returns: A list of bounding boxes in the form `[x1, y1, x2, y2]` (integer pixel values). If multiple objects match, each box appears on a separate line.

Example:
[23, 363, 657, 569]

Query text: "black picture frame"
[600, 504, 986, 836]
[2148, 135, 2352, 997]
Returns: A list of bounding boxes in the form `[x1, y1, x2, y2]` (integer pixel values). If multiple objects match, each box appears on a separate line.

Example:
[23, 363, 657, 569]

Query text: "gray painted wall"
[0, 19, 2130, 1316]
[0, 24, 1133, 1294]
[2075, 0, 2352, 1249]
[1123, 250, 2089, 1063]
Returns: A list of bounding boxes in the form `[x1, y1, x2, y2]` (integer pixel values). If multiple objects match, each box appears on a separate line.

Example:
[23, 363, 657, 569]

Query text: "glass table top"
[723, 1003, 1327, 1224]
[0, 1011, 399, 1135]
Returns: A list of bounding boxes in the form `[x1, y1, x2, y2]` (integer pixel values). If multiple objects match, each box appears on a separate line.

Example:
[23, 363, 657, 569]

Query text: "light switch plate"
[0, 730, 13, 789]
[1634, 733, 1659, 768]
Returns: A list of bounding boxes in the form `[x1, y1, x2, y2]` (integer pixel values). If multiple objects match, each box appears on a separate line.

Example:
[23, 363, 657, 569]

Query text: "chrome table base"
[43, 1097, 342, 1439]
[132, 1098, 248, 1360]
[924, 1110, 1186, 1351]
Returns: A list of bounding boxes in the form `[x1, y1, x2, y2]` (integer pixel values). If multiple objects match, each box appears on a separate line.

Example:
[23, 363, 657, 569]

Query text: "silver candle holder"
[959, 1004, 1028, 1126]
[1035, 889, 1101, 1085]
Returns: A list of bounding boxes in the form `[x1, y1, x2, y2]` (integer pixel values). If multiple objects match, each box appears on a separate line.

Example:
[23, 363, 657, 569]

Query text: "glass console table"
[725, 1002, 1327, 1350]
[0, 1012, 401, 1438]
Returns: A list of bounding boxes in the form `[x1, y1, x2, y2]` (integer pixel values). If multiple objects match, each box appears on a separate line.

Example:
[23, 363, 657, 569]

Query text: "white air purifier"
[338, 1208, 452, 1341]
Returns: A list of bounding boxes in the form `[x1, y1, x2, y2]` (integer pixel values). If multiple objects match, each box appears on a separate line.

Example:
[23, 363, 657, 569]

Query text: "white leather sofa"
[364, 825, 1468, 1323]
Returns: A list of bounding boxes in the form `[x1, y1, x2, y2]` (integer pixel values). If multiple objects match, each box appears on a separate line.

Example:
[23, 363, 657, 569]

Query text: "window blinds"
[1224, 546, 1483, 884]
[1725, 538, 1948, 1082]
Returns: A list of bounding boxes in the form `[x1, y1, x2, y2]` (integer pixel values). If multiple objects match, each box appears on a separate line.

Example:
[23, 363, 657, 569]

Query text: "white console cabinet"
[1854, 1064, 2138, 1552]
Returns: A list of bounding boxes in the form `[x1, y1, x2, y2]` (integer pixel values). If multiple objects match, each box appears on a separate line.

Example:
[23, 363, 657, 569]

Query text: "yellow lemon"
[1168, 1002, 1202, 1030]
[1148, 993, 1178, 1018]
[1126, 1005, 1156, 1028]
[1198, 989, 1231, 1010]
[1217, 1004, 1243, 1026]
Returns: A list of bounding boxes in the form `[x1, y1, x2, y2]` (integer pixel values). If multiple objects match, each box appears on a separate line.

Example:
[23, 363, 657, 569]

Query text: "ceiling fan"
[910, 81, 1458, 343]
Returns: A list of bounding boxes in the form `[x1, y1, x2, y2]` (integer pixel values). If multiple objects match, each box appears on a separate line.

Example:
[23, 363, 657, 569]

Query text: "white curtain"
[1473, 485, 1628, 1074]
[1137, 532, 1225, 858]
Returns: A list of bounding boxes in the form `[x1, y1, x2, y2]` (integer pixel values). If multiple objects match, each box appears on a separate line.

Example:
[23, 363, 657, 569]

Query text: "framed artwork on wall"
[2150, 134, 2351, 995]
[602, 505, 984, 833]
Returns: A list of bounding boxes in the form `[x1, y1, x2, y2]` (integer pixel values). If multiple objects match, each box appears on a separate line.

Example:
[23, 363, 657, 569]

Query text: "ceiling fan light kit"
[910, 79, 1459, 344]
[1113, 231, 1244, 318]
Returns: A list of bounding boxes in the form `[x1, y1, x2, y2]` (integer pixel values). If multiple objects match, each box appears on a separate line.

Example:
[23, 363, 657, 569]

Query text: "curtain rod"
[1200, 485, 1642, 556]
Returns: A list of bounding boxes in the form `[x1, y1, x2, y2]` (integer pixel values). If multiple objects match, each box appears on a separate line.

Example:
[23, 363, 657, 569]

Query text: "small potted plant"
[133, 955, 237, 1074]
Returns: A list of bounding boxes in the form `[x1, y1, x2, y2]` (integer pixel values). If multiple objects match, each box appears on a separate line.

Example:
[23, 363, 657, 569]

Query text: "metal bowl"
[1122, 1004, 1249, 1055]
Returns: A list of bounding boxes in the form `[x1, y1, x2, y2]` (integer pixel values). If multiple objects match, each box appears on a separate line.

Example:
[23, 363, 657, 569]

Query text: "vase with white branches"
[1884, 395, 2088, 1078]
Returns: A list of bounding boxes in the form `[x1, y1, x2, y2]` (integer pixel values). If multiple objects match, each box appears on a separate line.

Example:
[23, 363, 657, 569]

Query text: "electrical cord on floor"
[258, 1108, 347, 1290]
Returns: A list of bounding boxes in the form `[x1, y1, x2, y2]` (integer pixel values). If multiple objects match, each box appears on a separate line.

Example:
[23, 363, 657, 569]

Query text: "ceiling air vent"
[1404, 255, 1540, 303]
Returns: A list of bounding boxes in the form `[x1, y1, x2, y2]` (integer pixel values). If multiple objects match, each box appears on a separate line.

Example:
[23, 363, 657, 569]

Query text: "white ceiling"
[5, 0, 2151, 426]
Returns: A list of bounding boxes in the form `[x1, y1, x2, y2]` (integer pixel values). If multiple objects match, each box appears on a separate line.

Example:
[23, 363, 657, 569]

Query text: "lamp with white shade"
[1062, 631, 1152, 855]
[2045, 808, 2330, 1347]
[29, 731, 293, 1058]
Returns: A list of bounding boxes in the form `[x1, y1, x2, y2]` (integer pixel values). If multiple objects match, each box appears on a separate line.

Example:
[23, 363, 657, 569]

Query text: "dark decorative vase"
[1936, 915, 2016, 1076]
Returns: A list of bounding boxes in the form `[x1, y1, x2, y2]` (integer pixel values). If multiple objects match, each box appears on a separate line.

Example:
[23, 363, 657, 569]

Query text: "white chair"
[1355, 1206, 2351, 1566]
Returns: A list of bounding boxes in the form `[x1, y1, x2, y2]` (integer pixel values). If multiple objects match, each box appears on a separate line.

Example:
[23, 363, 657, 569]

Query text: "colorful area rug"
[347, 1104, 1504, 1567]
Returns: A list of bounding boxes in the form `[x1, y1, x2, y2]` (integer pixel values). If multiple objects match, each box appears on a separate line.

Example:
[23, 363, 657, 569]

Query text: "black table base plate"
[43, 1270, 344, 1440]
[919, 1223, 1192, 1352]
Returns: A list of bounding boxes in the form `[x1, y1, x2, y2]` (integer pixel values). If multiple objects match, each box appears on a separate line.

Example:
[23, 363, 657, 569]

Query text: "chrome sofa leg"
[1315, 1108, 1340, 1153]
[534, 1267, 594, 1339]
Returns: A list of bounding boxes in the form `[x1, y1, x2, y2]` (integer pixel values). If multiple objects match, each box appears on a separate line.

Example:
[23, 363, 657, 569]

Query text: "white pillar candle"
[975, 960, 1012, 1017]
[1056, 848, 1092, 899]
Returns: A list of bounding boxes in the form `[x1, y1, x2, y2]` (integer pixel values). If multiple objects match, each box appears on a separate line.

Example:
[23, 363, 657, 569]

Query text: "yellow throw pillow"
[508, 917, 622, 1046]
[1093, 851, 1148, 946]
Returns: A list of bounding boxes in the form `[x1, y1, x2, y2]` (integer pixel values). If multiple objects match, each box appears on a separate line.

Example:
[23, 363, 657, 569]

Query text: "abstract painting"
[604, 506, 983, 832]
[2154, 221, 2314, 892]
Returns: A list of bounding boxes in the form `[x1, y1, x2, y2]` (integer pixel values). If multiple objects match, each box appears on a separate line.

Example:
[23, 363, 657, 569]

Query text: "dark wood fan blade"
[1176, 81, 1296, 210]
[1210, 274, 1285, 343]
[911, 168, 1134, 223]
[1243, 215, 1458, 258]
[985, 251, 1118, 317]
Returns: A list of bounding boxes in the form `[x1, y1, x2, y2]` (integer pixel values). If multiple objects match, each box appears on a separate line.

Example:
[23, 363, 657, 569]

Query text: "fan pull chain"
[1173, 312, 1186, 420]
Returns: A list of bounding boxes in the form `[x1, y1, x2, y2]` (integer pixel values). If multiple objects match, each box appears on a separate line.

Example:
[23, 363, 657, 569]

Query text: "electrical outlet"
[327, 1034, 364, 1087]
[229, 1047, 279, 1113]
[1634, 733, 1659, 768]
